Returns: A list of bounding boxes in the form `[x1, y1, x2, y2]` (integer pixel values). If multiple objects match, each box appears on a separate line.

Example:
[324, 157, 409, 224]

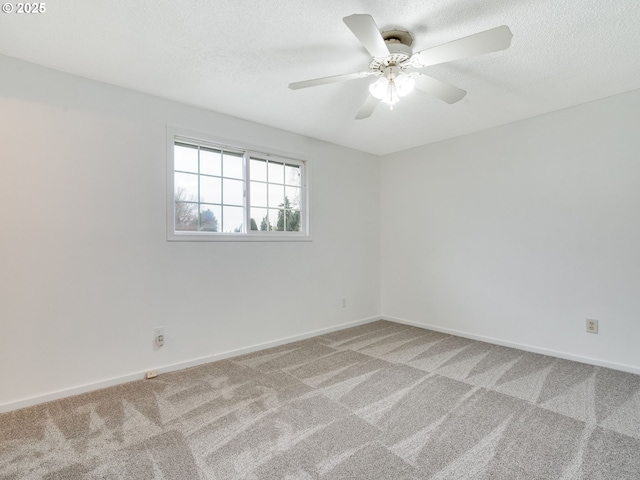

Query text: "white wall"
[0, 55, 380, 410]
[381, 89, 640, 372]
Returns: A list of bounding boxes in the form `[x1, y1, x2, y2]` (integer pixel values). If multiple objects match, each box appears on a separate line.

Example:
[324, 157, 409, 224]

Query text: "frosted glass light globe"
[395, 73, 415, 97]
[369, 77, 389, 100]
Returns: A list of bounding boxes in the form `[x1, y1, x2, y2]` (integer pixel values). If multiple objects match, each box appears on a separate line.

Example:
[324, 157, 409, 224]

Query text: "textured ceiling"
[1, 1, 639, 155]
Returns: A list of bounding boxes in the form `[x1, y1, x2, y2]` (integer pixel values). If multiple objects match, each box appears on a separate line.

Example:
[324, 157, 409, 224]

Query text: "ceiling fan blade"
[355, 94, 379, 120]
[415, 25, 513, 67]
[413, 74, 467, 104]
[288, 71, 372, 90]
[343, 14, 390, 58]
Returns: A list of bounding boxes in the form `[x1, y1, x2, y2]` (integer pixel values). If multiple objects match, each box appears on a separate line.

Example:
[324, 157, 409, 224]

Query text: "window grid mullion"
[243, 152, 249, 233]
[282, 164, 286, 232]
[197, 145, 201, 231]
[220, 149, 225, 233]
[266, 159, 271, 231]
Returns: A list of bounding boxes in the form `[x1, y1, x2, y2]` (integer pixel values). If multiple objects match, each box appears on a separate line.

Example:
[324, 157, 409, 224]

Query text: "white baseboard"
[0, 316, 381, 414]
[383, 314, 640, 375]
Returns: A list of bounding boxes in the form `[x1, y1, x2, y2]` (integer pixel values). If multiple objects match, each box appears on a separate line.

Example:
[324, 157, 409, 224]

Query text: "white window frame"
[166, 127, 311, 242]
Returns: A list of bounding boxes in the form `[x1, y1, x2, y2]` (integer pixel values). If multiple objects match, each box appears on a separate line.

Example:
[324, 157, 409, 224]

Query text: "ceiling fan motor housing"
[369, 42, 413, 73]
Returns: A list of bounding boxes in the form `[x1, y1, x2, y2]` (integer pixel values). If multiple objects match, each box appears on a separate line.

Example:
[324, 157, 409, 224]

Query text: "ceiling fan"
[289, 14, 513, 119]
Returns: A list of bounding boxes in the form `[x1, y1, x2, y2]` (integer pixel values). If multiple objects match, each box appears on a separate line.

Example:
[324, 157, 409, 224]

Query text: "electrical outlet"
[154, 327, 164, 347]
[586, 319, 599, 334]
[146, 370, 158, 379]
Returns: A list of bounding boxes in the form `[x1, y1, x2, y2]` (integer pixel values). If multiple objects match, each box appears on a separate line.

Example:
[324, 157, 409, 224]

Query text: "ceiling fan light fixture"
[369, 69, 415, 107]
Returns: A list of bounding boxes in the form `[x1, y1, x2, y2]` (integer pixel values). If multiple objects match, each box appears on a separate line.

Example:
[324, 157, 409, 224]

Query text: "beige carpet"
[2, 320, 640, 479]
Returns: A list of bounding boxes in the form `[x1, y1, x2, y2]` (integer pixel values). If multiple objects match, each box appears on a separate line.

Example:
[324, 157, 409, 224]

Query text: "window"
[167, 131, 308, 241]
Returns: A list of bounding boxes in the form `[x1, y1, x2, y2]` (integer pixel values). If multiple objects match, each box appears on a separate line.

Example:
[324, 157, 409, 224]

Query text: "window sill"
[167, 232, 313, 242]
